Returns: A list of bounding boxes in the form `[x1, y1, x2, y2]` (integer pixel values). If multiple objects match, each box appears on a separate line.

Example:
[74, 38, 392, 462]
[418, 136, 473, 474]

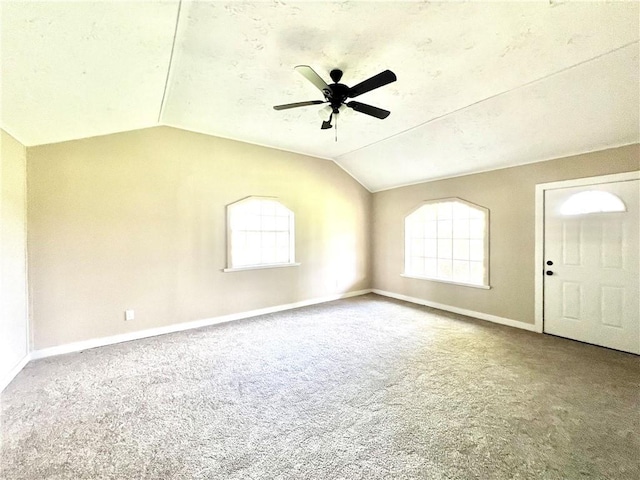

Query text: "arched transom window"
[559, 190, 626, 216]
[225, 197, 297, 271]
[404, 198, 489, 288]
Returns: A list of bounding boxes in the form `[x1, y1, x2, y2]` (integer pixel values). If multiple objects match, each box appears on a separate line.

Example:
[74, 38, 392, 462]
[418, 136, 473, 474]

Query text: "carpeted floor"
[1, 294, 639, 479]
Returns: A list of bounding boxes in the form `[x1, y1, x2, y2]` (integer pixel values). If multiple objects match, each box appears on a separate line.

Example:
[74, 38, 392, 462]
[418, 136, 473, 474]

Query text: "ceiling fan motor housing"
[327, 83, 350, 113]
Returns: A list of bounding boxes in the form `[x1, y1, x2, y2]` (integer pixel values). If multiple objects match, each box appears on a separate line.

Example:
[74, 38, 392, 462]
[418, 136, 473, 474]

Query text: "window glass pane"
[276, 232, 289, 248]
[232, 254, 246, 267]
[469, 239, 484, 261]
[405, 214, 416, 229]
[246, 231, 261, 251]
[246, 214, 261, 231]
[262, 247, 277, 264]
[245, 200, 261, 215]
[424, 220, 437, 238]
[560, 191, 626, 215]
[260, 200, 276, 216]
[263, 232, 276, 248]
[437, 259, 452, 279]
[231, 232, 247, 265]
[411, 238, 424, 257]
[453, 260, 470, 283]
[469, 219, 484, 239]
[425, 258, 437, 277]
[424, 239, 437, 257]
[232, 231, 246, 247]
[275, 216, 289, 231]
[230, 214, 246, 230]
[275, 247, 290, 263]
[422, 204, 437, 221]
[410, 219, 424, 238]
[453, 239, 469, 260]
[469, 207, 484, 220]
[453, 219, 469, 239]
[469, 261, 484, 284]
[273, 203, 289, 216]
[410, 256, 425, 276]
[438, 220, 452, 238]
[406, 210, 419, 222]
[243, 232, 262, 264]
[246, 248, 260, 265]
[452, 202, 470, 219]
[262, 215, 276, 231]
[437, 202, 453, 219]
[437, 238, 452, 259]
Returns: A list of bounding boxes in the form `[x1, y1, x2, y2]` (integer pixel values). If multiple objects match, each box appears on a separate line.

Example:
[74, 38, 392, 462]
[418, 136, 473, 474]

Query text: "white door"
[543, 179, 639, 354]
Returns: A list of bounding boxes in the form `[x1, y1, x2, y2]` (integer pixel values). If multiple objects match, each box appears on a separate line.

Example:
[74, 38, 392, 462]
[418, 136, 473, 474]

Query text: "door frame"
[534, 170, 640, 334]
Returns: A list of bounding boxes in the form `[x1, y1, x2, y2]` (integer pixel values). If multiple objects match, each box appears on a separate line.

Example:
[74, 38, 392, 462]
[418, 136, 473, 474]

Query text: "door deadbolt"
[546, 260, 553, 266]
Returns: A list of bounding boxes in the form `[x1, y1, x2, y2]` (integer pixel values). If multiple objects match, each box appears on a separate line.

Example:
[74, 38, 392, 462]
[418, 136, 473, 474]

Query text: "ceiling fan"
[273, 65, 397, 132]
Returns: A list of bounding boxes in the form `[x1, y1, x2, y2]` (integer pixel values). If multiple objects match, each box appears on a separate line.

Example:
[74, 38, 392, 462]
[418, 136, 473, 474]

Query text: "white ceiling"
[2, 1, 638, 191]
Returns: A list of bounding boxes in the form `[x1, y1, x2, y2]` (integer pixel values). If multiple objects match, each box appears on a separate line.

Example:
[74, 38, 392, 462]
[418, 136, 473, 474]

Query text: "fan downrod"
[329, 69, 343, 83]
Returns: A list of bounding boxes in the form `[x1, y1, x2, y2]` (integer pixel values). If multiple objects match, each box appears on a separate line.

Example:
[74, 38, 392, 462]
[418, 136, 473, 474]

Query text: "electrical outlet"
[125, 309, 135, 321]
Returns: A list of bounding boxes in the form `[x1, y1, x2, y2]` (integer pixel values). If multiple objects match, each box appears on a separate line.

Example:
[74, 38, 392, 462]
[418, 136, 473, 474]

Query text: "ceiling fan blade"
[346, 101, 390, 119]
[348, 70, 397, 98]
[273, 100, 326, 111]
[295, 65, 331, 96]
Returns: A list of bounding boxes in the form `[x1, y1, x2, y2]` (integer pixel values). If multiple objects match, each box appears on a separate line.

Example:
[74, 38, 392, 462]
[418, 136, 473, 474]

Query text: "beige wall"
[1, 130, 29, 386]
[372, 144, 640, 325]
[21, 126, 640, 350]
[28, 127, 371, 349]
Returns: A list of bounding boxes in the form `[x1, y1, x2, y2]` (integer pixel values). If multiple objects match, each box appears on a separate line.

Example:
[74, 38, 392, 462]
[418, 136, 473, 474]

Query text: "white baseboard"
[0, 353, 32, 393]
[31, 289, 373, 360]
[371, 289, 541, 333]
[4, 288, 536, 392]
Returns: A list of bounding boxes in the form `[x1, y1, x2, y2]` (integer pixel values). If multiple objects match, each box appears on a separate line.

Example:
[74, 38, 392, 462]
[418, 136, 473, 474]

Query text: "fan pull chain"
[335, 113, 338, 142]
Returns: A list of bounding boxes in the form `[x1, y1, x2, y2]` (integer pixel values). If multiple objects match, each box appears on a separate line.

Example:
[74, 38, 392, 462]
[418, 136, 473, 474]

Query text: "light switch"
[125, 309, 135, 321]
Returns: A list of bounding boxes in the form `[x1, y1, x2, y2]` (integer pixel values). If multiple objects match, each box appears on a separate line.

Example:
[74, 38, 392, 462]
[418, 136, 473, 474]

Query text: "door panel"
[544, 179, 639, 354]
[561, 282, 582, 320]
[600, 286, 624, 327]
[562, 221, 582, 265]
[601, 221, 624, 268]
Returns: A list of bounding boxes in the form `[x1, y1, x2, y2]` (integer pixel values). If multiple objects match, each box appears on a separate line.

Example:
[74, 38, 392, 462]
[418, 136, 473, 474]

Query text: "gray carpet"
[1, 294, 639, 479]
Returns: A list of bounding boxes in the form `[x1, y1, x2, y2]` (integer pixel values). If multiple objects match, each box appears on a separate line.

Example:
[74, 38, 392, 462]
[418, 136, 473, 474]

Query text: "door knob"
[545, 270, 553, 276]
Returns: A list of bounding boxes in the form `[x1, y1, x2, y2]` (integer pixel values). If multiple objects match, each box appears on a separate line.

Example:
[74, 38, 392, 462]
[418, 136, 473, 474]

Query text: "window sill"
[223, 263, 301, 273]
[401, 273, 491, 290]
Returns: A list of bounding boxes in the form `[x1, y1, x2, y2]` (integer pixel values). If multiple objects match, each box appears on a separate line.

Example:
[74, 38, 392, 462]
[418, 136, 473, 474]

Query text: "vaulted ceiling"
[2, 1, 638, 191]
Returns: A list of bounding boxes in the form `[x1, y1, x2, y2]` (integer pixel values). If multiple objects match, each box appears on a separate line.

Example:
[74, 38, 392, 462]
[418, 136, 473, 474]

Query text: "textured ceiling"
[2, 1, 638, 191]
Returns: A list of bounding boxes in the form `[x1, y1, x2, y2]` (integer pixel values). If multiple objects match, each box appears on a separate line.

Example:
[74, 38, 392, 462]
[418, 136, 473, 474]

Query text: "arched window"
[225, 197, 297, 271]
[559, 190, 626, 216]
[403, 198, 489, 288]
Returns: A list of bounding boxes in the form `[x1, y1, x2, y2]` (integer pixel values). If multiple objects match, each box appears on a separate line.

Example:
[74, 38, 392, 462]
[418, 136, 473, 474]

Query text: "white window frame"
[223, 196, 300, 272]
[401, 197, 490, 289]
